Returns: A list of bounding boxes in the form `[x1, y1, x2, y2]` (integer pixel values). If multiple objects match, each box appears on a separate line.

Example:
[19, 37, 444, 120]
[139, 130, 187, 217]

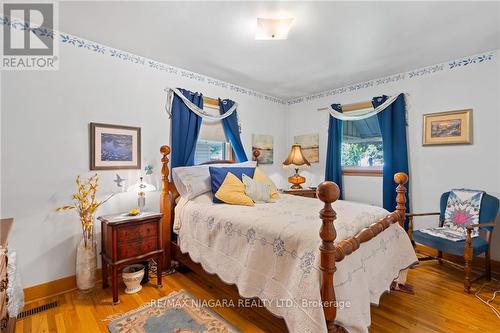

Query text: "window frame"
[342, 166, 382, 177]
[225, 142, 235, 162]
[340, 105, 383, 177]
[194, 138, 235, 165]
[194, 96, 235, 165]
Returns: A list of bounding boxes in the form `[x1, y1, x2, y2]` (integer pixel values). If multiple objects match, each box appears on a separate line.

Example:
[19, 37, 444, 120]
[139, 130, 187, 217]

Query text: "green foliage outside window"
[209, 144, 223, 160]
[341, 142, 383, 167]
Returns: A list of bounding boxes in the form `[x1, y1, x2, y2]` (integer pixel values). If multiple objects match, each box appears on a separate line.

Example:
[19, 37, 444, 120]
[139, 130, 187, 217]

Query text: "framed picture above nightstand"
[90, 122, 141, 170]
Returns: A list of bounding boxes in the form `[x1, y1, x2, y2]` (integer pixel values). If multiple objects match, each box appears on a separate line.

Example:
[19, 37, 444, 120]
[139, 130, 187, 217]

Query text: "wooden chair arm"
[406, 212, 442, 234]
[466, 221, 496, 230]
[406, 212, 440, 217]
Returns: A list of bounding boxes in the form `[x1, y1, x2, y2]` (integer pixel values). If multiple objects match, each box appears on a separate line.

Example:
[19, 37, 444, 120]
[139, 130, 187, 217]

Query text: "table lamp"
[282, 145, 310, 189]
[127, 177, 156, 210]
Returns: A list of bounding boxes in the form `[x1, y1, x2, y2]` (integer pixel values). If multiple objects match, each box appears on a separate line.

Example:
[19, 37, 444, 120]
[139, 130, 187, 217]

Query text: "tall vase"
[76, 229, 97, 291]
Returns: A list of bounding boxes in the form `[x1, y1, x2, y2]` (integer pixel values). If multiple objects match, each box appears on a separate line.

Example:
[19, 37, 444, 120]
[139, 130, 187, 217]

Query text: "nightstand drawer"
[117, 237, 158, 260]
[117, 222, 157, 244]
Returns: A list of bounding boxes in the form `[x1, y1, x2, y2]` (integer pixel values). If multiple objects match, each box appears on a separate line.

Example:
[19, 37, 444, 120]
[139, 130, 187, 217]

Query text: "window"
[341, 115, 383, 176]
[194, 100, 233, 165]
[194, 140, 231, 165]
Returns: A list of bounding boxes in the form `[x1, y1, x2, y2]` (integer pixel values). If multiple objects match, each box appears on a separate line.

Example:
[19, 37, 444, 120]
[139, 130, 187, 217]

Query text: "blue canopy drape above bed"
[219, 98, 248, 162]
[325, 104, 344, 199]
[373, 94, 410, 227]
[171, 88, 203, 168]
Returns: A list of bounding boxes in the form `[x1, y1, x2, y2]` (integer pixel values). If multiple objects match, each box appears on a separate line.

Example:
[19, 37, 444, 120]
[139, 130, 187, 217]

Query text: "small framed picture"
[90, 123, 141, 170]
[423, 109, 472, 146]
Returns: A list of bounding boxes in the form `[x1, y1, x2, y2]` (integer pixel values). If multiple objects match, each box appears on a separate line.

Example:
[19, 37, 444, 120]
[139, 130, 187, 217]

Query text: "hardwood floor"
[18, 261, 499, 333]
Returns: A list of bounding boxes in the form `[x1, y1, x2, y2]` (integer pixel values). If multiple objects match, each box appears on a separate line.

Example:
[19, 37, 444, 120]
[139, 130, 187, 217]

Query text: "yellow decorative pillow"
[215, 172, 254, 206]
[253, 167, 279, 200]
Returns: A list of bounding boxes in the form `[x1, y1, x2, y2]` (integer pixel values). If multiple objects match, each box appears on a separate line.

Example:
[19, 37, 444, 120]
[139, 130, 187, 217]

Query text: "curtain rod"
[316, 93, 409, 112]
[203, 96, 219, 106]
[163, 87, 219, 106]
[317, 100, 373, 113]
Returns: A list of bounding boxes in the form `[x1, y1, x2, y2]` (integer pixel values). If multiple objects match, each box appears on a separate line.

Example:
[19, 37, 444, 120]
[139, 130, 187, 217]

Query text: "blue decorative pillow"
[209, 167, 256, 203]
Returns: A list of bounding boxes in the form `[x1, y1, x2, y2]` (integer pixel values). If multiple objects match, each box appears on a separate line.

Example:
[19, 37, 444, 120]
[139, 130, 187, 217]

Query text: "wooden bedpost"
[394, 172, 409, 228]
[317, 181, 341, 333]
[160, 145, 172, 270]
[253, 149, 260, 166]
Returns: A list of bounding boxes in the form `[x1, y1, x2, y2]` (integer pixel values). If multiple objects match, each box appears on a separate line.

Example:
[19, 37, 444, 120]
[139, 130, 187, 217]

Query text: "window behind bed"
[341, 115, 383, 175]
[194, 98, 233, 164]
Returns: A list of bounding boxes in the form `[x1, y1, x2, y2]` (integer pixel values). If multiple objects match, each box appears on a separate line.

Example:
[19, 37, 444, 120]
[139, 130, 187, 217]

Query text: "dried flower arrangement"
[56, 174, 114, 248]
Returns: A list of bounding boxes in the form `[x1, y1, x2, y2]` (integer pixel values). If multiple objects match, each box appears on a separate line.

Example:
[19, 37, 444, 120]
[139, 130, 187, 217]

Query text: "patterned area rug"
[108, 290, 239, 333]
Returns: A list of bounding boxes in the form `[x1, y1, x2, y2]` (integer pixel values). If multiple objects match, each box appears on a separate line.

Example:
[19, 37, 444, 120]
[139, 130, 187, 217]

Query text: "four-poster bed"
[159, 144, 413, 333]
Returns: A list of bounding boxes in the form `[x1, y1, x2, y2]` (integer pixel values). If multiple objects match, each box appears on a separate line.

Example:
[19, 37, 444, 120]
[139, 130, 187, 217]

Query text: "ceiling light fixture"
[255, 17, 294, 40]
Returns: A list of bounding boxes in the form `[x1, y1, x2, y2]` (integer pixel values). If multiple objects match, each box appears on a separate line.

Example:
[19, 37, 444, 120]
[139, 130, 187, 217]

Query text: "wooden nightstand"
[99, 212, 164, 305]
[282, 188, 317, 198]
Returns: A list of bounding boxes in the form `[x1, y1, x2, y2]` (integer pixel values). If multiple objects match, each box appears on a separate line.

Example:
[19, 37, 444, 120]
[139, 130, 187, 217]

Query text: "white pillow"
[242, 174, 274, 203]
[172, 161, 257, 200]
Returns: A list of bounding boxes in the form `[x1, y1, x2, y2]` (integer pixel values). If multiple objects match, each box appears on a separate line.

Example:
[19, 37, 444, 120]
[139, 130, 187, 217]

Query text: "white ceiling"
[59, 1, 500, 99]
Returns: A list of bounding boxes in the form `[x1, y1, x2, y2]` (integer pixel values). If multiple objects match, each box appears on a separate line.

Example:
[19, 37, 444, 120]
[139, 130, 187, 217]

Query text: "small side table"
[282, 188, 317, 198]
[99, 212, 164, 305]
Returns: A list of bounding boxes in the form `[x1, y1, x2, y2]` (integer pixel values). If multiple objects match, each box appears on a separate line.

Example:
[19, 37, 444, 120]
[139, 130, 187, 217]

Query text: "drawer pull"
[0, 279, 7, 292]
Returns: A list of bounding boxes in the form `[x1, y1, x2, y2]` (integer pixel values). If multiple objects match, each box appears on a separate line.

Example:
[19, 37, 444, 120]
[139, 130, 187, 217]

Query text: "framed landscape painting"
[423, 109, 472, 145]
[252, 134, 273, 164]
[294, 133, 319, 163]
[90, 123, 141, 170]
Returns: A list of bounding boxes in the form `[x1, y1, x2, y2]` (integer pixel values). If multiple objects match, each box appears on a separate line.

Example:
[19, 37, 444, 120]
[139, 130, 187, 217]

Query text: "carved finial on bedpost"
[253, 149, 260, 166]
[317, 181, 340, 333]
[160, 145, 171, 198]
[394, 172, 409, 228]
[160, 145, 172, 270]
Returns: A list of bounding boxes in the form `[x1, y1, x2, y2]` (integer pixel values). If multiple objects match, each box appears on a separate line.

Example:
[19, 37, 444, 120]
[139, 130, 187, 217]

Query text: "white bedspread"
[175, 194, 417, 333]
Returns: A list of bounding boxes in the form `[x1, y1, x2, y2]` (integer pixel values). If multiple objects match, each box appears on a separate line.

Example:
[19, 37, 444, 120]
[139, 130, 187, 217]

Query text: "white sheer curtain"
[328, 95, 399, 121]
[164, 88, 238, 121]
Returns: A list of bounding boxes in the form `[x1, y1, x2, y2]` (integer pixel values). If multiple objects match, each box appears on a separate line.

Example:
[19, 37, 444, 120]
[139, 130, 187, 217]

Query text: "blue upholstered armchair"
[409, 191, 499, 293]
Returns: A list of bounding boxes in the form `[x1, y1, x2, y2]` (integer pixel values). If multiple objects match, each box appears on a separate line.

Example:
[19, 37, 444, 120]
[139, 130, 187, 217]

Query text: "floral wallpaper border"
[0, 15, 286, 105]
[287, 51, 496, 105]
[1, 15, 496, 107]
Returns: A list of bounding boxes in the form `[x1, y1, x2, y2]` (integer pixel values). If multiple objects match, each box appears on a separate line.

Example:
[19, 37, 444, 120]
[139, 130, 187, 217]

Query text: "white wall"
[2, 31, 499, 288]
[287, 50, 500, 259]
[0, 40, 288, 288]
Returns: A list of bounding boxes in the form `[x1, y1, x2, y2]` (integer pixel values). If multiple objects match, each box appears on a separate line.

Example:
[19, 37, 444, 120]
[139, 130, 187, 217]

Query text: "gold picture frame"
[423, 109, 472, 145]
